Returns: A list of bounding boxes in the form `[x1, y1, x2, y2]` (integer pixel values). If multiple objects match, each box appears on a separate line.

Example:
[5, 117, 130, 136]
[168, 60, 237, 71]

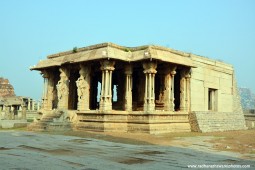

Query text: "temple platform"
[75, 110, 191, 134]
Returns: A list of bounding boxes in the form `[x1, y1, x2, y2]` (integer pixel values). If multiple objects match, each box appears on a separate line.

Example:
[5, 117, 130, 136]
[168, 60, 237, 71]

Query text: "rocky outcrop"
[0, 77, 15, 97]
[239, 87, 255, 110]
[232, 73, 243, 113]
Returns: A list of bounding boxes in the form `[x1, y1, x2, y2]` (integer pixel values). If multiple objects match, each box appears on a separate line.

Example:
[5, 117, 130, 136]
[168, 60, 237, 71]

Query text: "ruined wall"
[0, 77, 15, 97]
[244, 114, 255, 129]
[190, 55, 234, 112]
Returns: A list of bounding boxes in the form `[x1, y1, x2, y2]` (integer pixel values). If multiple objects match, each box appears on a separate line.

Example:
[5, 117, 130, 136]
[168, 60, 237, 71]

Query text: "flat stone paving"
[0, 131, 254, 170]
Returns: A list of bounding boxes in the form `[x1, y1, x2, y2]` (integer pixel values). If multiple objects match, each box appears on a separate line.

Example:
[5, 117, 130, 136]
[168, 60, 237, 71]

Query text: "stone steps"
[27, 111, 72, 131]
[190, 112, 247, 132]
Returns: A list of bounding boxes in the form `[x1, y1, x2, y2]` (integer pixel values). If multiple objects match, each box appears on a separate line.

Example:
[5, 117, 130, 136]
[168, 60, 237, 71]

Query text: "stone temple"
[30, 43, 247, 133]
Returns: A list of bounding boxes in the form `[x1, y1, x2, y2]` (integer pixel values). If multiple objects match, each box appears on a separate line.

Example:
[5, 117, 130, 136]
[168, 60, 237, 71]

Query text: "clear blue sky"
[0, 0, 255, 100]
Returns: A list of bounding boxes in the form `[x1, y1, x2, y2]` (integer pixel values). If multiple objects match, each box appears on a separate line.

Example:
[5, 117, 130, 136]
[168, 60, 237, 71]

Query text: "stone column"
[143, 61, 157, 112]
[163, 66, 176, 111]
[180, 68, 191, 112]
[124, 64, 132, 111]
[57, 67, 70, 109]
[28, 98, 31, 110]
[180, 70, 186, 111]
[41, 71, 48, 109]
[170, 69, 176, 111]
[46, 73, 54, 110]
[10, 106, 14, 120]
[37, 101, 40, 110]
[99, 60, 115, 111]
[185, 71, 191, 112]
[76, 64, 91, 111]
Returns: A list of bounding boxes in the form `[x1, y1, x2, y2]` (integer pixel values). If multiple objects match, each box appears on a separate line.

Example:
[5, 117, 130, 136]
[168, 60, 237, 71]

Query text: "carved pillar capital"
[41, 70, 49, 78]
[100, 60, 115, 71]
[124, 64, 133, 75]
[143, 61, 157, 74]
[59, 67, 70, 80]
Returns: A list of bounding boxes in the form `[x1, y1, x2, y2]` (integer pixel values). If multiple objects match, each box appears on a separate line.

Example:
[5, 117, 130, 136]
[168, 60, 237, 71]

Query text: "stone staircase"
[190, 111, 247, 132]
[27, 110, 73, 131]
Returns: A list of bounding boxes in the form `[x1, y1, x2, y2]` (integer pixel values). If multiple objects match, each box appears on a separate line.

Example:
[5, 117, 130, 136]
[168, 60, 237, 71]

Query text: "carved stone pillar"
[37, 101, 40, 110]
[41, 71, 48, 110]
[45, 73, 54, 110]
[28, 98, 31, 110]
[143, 61, 157, 112]
[99, 60, 115, 111]
[170, 69, 176, 111]
[76, 64, 91, 111]
[57, 67, 70, 109]
[180, 68, 191, 111]
[185, 70, 191, 112]
[124, 64, 132, 111]
[162, 66, 176, 111]
[180, 70, 186, 111]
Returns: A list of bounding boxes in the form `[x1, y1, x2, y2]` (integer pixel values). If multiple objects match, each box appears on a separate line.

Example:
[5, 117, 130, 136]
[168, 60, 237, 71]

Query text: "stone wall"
[0, 77, 15, 97]
[190, 55, 234, 112]
[244, 114, 255, 129]
[190, 111, 247, 132]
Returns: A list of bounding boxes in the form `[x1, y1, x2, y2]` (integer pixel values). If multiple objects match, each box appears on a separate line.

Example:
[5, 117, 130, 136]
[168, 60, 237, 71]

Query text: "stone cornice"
[47, 42, 190, 59]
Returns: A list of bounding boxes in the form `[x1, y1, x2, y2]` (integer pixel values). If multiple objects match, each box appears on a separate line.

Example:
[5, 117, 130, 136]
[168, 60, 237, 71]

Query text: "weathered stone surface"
[190, 111, 247, 132]
[0, 131, 254, 170]
[0, 120, 28, 128]
[244, 114, 255, 129]
[0, 77, 15, 97]
[76, 111, 190, 134]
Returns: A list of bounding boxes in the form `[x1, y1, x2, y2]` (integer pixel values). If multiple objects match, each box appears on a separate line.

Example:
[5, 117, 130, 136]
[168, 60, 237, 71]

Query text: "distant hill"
[239, 87, 255, 110]
[0, 77, 15, 97]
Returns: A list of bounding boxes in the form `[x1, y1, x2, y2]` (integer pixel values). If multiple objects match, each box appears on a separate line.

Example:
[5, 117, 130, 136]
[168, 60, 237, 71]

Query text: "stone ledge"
[0, 120, 28, 129]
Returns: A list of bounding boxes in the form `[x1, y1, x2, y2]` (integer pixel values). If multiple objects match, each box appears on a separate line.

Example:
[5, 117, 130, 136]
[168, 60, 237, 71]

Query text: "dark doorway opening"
[112, 70, 124, 110]
[174, 69, 181, 111]
[90, 69, 101, 110]
[132, 68, 144, 111]
[68, 68, 79, 110]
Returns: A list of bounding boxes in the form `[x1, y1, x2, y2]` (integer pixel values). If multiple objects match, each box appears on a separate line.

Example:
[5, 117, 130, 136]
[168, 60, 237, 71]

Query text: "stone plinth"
[76, 110, 190, 134]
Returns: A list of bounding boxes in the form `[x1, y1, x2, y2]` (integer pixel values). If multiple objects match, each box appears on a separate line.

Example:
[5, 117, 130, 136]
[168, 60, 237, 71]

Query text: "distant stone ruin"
[0, 77, 15, 97]
[0, 77, 41, 128]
